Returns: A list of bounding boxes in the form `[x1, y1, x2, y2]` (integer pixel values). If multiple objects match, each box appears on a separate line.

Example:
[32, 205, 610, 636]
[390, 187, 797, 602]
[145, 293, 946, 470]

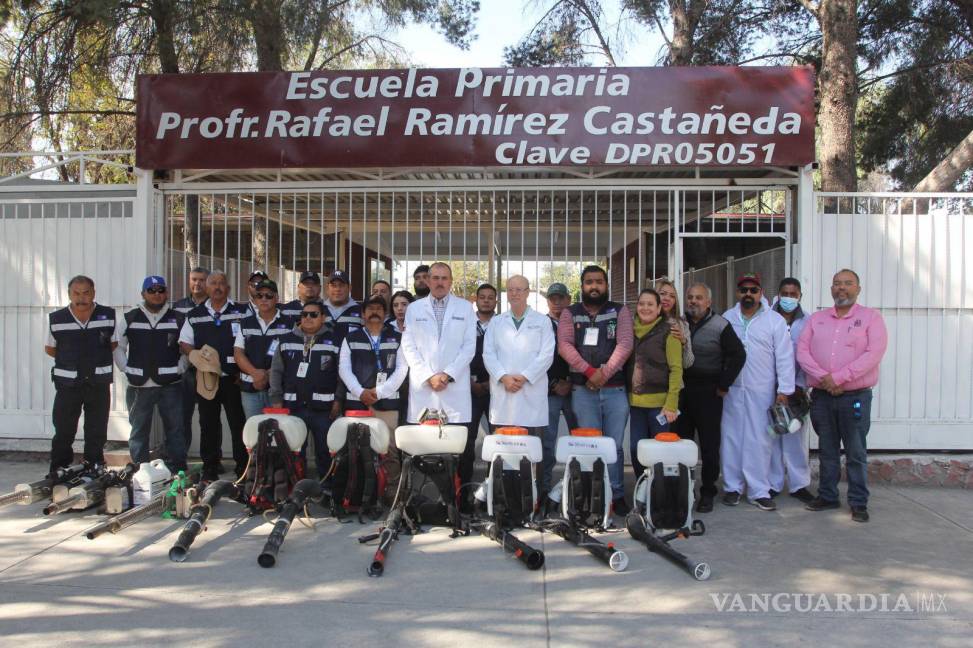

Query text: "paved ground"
[0, 458, 971, 647]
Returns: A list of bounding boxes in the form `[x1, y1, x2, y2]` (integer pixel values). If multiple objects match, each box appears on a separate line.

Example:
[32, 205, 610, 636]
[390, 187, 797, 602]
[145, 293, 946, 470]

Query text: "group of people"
[45, 261, 886, 521]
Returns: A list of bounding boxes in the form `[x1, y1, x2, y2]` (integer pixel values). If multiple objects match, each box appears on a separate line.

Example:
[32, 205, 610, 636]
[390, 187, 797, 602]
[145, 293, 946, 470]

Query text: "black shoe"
[790, 487, 816, 504]
[752, 497, 777, 511]
[805, 497, 841, 512]
[696, 495, 714, 513]
[612, 497, 630, 516]
[216, 462, 227, 475]
[722, 491, 741, 506]
[851, 506, 870, 523]
[769, 489, 780, 498]
[201, 466, 219, 482]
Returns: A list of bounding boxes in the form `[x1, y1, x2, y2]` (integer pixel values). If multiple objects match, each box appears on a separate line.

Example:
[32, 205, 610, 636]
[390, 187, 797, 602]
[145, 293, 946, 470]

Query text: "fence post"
[133, 167, 153, 281]
[725, 256, 735, 310]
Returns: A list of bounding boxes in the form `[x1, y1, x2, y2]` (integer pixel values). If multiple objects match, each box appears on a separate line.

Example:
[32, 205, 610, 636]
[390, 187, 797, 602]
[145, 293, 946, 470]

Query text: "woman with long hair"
[655, 278, 694, 369]
[389, 290, 413, 333]
[389, 290, 414, 424]
[626, 288, 684, 479]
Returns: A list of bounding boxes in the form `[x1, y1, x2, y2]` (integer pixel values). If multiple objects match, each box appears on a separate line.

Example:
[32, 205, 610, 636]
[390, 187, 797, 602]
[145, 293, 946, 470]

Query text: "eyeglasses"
[301, 311, 322, 319]
[255, 293, 276, 300]
[738, 286, 760, 295]
[145, 287, 167, 294]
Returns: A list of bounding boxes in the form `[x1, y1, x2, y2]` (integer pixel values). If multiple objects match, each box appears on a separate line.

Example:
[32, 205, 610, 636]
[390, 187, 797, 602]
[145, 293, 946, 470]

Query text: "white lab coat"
[720, 301, 795, 501]
[482, 308, 555, 427]
[401, 295, 477, 423]
[769, 309, 811, 493]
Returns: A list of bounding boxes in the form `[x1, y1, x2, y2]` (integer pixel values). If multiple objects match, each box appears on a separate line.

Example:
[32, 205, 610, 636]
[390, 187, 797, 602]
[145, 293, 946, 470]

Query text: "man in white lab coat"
[401, 262, 477, 426]
[482, 275, 555, 434]
[720, 272, 795, 512]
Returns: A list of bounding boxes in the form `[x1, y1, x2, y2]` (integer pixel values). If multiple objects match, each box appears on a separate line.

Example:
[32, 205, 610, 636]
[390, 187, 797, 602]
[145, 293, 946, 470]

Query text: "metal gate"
[0, 177, 161, 444]
[162, 183, 792, 312]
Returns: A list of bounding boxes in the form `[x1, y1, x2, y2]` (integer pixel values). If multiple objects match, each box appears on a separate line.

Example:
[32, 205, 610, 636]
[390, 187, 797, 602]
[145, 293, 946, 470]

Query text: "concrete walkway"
[0, 458, 971, 647]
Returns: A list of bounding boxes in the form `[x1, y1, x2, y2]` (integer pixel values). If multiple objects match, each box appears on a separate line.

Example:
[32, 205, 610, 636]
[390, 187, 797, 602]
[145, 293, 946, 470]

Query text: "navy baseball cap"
[329, 270, 350, 284]
[299, 271, 321, 284]
[142, 275, 166, 291]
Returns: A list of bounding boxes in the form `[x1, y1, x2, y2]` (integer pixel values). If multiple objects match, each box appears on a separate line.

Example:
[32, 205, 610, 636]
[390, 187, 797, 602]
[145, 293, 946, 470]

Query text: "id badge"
[266, 339, 279, 356]
[376, 372, 387, 387]
[583, 327, 599, 346]
[231, 322, 241, 337]
[297, 361, 309, 378]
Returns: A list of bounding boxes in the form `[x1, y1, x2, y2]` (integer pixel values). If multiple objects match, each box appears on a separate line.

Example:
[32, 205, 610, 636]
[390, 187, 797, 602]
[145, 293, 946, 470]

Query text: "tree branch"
[569, 0, 615, 65]
[858, 57, 968, 90]
[795, 0, 820, 20]
[0, 109, 136, 118]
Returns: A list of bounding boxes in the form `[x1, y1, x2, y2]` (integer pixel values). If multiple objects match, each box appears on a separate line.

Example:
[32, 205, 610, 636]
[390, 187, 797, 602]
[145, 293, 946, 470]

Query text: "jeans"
[51, 381, 110, 472]
[810, 389, 872, 507]
[571, 385, 629, 499]
[126, 383, 187, 471]
[629, 405, 670, 478]
[292, 406, 335, 478]
[240, 389, 272, 420]
[544, 393, 578, 492]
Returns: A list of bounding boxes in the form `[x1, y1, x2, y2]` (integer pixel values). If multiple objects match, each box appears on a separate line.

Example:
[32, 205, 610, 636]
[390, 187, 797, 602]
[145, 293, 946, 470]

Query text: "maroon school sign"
[136, 66, 815, 170]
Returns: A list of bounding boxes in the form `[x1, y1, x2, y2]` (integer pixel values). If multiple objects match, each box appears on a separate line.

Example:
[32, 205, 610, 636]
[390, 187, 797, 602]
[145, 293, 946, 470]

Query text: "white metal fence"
[0, 189, 143, 442]
[804, 193, 973, 449]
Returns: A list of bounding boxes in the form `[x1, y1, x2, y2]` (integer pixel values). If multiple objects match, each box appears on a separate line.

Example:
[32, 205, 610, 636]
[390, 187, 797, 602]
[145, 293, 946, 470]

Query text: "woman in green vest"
[626, 288, 684, 479]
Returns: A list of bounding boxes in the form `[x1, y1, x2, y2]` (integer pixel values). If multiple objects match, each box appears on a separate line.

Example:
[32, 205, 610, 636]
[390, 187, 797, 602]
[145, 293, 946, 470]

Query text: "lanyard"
[368, 332, 383, 370]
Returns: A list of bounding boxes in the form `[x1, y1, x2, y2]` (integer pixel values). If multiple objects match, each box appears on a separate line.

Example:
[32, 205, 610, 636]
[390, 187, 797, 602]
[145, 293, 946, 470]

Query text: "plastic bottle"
[132, 460, 172, 507]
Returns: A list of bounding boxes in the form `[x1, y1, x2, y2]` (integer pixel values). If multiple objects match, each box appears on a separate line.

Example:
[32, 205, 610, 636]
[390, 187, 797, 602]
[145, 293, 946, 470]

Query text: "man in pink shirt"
[557, 265, 634, 514]
[797, 269, 888, 523]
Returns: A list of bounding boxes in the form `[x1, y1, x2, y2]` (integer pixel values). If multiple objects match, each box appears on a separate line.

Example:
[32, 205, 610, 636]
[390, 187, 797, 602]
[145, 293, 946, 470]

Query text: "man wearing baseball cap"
[234, 278, 291, 418]
[324, 270, 363, 337]
[114, 276, 188, 471]
[245, 270, 269, 314]
[720, 272, 795, 511]
[541, 282, 578, 493]
[281, 271, 323, 325]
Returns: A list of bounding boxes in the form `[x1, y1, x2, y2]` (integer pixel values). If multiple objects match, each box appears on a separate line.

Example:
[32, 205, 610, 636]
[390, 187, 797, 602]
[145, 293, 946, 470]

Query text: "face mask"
[778, 296, 799, 313]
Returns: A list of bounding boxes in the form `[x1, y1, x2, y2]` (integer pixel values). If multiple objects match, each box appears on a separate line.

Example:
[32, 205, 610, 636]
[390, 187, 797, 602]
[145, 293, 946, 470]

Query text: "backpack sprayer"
[626, 432, 710, 581]
[238, 409, 308, 513]
[468, 427, 545, 570]
[359, 409, 466, 577]
[168, 409, 308, 562]
[541, 429, 628, 572]
[255, 411, 391, 568]
[324, 411, 390, 521]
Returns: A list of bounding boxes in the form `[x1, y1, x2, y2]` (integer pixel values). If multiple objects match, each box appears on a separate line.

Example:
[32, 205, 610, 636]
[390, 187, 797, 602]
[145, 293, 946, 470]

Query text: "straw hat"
[188, 344, 221, 400]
